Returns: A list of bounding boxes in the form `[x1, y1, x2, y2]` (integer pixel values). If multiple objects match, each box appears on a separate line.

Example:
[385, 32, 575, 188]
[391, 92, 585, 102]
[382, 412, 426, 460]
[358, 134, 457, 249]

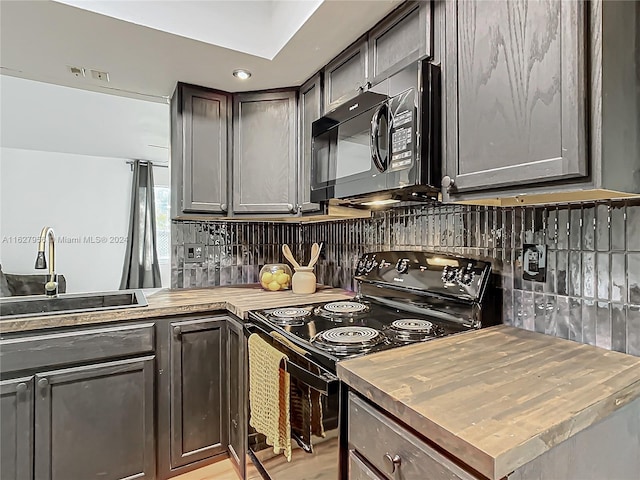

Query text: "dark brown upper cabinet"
[439, 0, 640, 206]
[171, 84, 230, 216]
[232, 90, 298, 215]
[323, 37, 368, 113]
[443, 0, 587, 195]
[368, 1, 431, 86]
[298, 73, 323, 213]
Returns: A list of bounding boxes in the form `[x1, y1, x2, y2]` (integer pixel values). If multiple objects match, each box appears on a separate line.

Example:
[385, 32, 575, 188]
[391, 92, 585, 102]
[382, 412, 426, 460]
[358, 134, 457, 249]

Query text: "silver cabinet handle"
[16, 382, 27, 394]
[384, 453, 401, 474]
[287, 203, 296, 214]
[173, 326, 182, 337]
[220, 203, 228, 213]
[38, 378, 49, 389]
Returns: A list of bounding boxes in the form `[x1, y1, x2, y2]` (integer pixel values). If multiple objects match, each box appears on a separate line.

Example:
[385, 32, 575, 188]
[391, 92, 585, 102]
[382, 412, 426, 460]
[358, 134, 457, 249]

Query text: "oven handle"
[244, 323, 339, 395]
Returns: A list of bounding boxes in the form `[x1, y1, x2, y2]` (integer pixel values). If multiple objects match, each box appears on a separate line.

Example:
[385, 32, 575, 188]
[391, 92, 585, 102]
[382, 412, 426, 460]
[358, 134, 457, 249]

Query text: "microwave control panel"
[389, 88, 416, 171]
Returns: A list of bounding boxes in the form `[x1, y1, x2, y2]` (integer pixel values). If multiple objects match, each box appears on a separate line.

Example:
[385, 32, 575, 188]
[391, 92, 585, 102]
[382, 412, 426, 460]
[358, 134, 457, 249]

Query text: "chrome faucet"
[34, 226, 58, 297]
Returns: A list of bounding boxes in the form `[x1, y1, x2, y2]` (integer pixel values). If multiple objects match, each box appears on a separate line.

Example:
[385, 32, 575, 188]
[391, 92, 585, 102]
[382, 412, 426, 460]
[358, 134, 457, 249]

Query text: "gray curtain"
[120, 160, 162, 289]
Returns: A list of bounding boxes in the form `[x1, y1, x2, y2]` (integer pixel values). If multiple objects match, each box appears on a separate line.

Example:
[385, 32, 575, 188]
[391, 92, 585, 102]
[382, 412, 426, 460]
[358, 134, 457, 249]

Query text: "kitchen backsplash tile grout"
[172, 198, 640, 356]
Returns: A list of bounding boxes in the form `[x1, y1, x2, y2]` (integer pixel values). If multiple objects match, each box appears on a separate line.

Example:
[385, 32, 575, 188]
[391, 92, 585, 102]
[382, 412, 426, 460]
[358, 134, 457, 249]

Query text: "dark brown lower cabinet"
[34, 357, 156, 480]
[226, 316, 246, 479]
[0, 315, 241, 480]
[0, 377, 34, 480]
[348, 392, 478, 480]
[168, 317, 228, 469]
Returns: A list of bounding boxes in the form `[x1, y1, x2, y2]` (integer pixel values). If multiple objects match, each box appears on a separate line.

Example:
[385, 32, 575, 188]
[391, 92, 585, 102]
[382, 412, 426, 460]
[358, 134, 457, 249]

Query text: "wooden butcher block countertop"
[0, 285, 353, 333]
[337, 325, 640, 480]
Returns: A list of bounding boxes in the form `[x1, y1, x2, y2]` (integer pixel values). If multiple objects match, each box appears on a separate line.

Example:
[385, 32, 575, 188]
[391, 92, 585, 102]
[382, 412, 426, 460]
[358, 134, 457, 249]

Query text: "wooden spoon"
[308, 243, 319, 266]
[282, 244, 301, 269]
[307, 242, 323, 268]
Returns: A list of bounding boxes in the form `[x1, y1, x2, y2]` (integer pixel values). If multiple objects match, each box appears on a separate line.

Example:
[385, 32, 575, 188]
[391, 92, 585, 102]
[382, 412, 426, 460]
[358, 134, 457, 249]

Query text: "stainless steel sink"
[0, 290, 148, 319]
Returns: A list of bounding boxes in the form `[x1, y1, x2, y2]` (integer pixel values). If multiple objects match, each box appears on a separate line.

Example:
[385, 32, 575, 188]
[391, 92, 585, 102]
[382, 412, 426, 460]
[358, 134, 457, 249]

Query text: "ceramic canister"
[291, 266, 316, 294]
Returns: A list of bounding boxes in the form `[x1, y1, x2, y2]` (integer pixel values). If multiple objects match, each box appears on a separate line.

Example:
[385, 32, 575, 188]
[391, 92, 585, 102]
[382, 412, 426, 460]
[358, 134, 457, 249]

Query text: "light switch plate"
[184, 243, 205, 263]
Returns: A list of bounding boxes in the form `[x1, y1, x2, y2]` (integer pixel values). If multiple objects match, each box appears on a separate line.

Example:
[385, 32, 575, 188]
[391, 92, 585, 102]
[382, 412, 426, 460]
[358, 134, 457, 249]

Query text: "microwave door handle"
[370, 103, 388, 173]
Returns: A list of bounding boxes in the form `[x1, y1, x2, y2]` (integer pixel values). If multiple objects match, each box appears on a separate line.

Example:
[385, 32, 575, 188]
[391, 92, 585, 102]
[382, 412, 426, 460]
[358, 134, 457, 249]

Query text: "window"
[154, 186, 170, 262]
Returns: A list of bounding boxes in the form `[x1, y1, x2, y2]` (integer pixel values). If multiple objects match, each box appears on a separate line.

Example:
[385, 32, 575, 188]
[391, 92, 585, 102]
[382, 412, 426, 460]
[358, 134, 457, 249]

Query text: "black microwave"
[311, 60, 441, 205]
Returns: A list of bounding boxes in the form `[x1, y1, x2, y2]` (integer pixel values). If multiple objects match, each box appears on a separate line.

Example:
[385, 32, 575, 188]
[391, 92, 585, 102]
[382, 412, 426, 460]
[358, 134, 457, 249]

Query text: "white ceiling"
[0, 75, 170, 163]
[0, 0, 401, 101]
[54, 0, 323, 60]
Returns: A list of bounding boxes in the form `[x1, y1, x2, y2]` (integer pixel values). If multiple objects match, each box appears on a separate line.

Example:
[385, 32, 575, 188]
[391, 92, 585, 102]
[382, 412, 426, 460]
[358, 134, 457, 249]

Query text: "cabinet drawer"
[348, 392, 478, 480]
[0, 323, 155, 373]
[349, 450, 385, 480]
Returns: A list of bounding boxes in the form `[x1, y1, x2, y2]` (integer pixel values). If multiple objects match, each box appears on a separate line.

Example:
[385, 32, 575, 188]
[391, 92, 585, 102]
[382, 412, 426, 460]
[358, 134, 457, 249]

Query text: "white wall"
[0, 148, 130, 292]
[0, 75, 171, 292]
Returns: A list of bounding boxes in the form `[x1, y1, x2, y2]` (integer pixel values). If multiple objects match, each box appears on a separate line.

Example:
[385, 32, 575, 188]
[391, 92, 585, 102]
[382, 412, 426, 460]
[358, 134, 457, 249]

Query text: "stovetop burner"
[268, 307, 311, 326]
[386, 318, 446, 343]
[316, 301, 369, 319]
[320, 326, 379, 344]
[311, 326, 386, 356]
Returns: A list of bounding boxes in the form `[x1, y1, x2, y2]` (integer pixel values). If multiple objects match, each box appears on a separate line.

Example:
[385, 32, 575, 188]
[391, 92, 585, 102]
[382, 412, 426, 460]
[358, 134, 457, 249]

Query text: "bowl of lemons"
[259, 264, 292, 291]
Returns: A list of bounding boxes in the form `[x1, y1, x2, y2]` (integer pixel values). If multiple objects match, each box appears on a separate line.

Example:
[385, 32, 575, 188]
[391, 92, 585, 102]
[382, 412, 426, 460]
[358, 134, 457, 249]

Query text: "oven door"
[244, 323, 341, 480]
[311, 95, 390, 203]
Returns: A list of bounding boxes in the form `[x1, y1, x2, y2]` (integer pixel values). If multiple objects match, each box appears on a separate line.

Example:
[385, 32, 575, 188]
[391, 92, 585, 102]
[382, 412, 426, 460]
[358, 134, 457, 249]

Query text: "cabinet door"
[232, 91, 298, 214]
[172, 84, 229, 214]
[226, 316, 246, 479]
[299, 74, 322, 213]
[368, 1, 430, 85]
[323, 38, 368, 112]
[444, 0, 586, 193]
[170, 317, 227, 468]
[0, 377, 33, 480]
[34, 357, 156, 480]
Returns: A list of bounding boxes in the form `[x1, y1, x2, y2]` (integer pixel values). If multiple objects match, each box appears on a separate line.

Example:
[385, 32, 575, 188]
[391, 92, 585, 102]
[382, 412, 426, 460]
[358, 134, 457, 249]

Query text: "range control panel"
[355, 251, 491, 302]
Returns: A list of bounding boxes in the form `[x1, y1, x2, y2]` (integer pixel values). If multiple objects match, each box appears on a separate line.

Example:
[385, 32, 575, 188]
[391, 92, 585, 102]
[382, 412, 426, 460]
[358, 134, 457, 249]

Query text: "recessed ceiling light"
[233, 69, 251, 80]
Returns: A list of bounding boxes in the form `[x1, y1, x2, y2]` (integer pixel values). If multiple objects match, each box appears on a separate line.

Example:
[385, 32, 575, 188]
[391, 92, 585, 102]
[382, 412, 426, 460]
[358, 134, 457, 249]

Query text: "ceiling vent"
[90, 70, 110, 82]
[67, 66, 85, 78]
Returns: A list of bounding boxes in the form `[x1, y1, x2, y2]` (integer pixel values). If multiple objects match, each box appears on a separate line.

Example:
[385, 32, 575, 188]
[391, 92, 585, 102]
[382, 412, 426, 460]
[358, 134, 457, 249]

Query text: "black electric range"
[246, 250, 496, 480]
[248, 250, 496, 374]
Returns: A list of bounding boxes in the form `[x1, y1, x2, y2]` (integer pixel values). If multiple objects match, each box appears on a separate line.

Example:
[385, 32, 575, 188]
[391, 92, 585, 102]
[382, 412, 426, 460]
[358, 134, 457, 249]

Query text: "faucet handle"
[45, 280, 58, 297]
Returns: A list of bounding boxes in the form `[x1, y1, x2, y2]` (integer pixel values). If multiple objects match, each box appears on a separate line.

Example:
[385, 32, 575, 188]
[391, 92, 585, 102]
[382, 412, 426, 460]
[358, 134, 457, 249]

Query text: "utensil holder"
[292, 267, 316, 294]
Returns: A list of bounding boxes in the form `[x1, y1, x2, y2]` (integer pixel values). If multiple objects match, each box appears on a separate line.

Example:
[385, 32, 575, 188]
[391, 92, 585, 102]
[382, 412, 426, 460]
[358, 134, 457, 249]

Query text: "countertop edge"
[0, 302, 231, 333]
[0, 286, 354, 334]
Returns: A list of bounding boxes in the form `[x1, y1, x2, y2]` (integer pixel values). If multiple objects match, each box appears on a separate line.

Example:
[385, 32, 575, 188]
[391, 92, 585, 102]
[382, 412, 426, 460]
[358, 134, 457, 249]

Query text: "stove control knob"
[442, 266, 458, 283]
[395, 258, 410, 274]
[364, 255, 377, 272]
[356, 257, 367, 275]
[457, 262, 475, 285]
[459, 271, 475, 286]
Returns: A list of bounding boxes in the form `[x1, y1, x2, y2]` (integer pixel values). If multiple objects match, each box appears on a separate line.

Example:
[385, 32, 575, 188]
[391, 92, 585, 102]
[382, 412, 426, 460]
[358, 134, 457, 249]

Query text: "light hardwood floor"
[171, 459, 239, 480]
[171, 458, 262, 480]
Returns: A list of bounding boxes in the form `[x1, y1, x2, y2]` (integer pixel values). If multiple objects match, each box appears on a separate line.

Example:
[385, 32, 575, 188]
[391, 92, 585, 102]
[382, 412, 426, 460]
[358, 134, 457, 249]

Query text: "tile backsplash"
[172, 198, 640, 355]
